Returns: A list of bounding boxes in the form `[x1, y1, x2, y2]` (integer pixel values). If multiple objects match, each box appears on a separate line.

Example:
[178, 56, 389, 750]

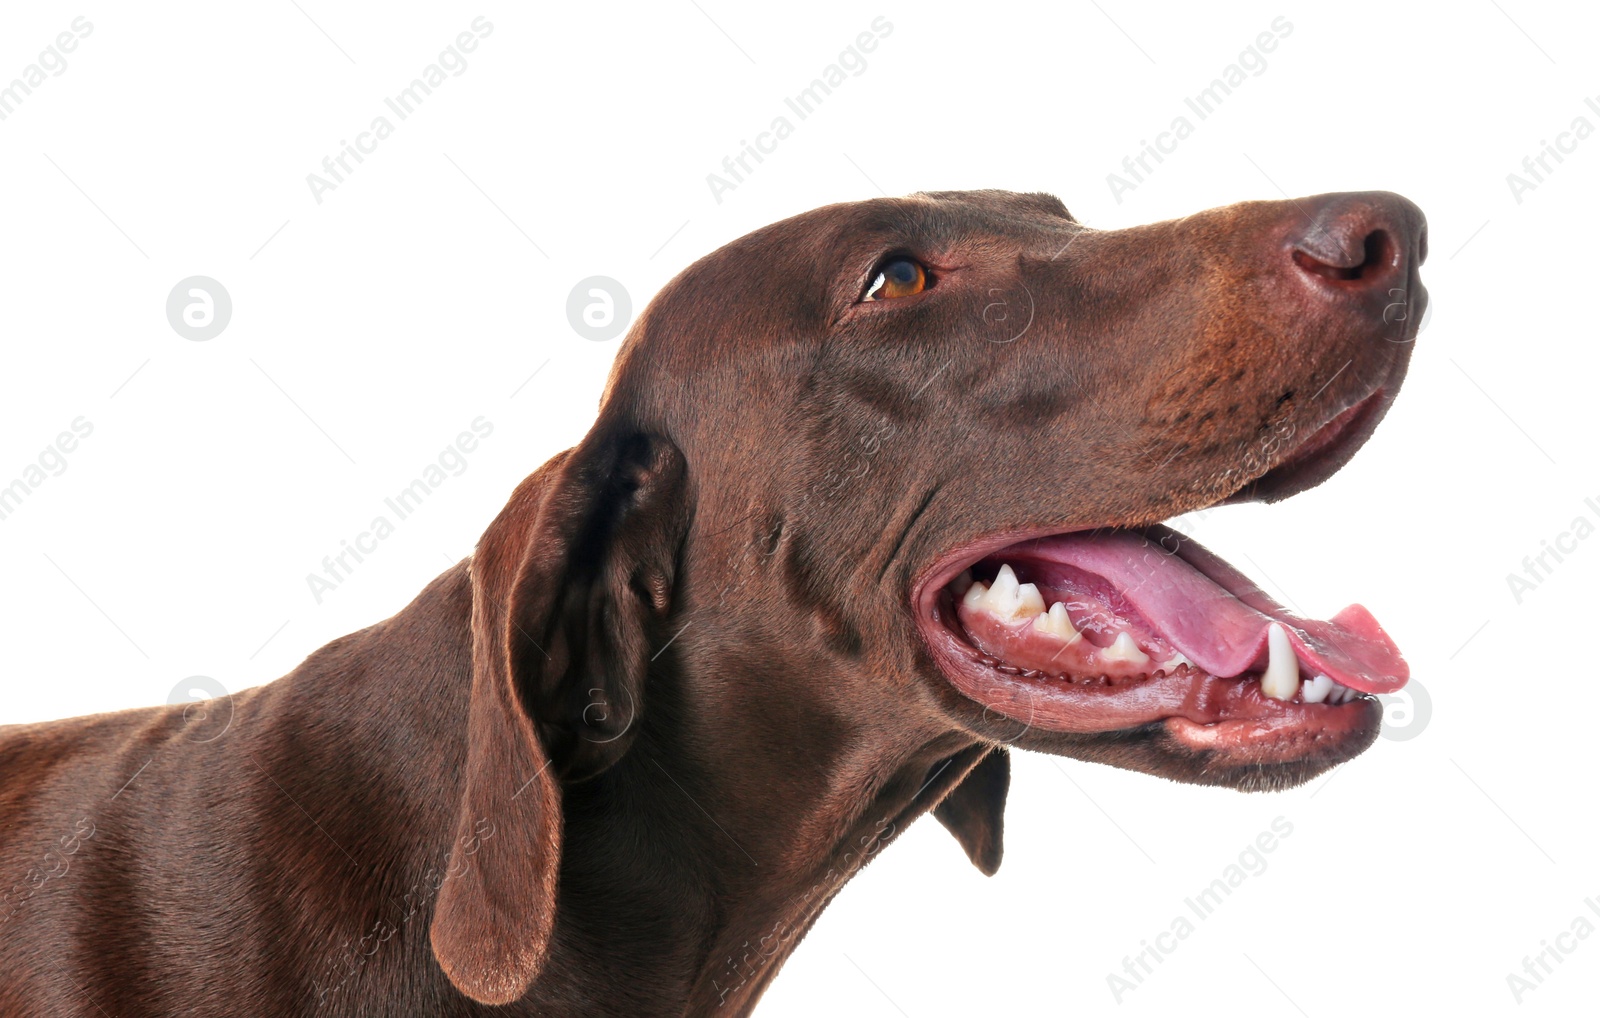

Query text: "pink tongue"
[1021, 527, 1408, 694]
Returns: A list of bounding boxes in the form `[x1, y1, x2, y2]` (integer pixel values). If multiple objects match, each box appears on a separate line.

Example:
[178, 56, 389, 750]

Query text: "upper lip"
[915, 383, 1391, 607]
[1222, 386, 1389, 505]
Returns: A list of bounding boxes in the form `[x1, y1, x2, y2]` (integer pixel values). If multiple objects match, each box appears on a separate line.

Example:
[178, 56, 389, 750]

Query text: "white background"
[1, 1, 1595, 1014]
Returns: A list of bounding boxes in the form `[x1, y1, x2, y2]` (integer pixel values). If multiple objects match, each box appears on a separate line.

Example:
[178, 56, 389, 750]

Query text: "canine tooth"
[1101, 631, 1150, 666]
[1261, 623, 1299, 702]
[1301, 674, 1333, 704]
[1032, 602, 1079, 641]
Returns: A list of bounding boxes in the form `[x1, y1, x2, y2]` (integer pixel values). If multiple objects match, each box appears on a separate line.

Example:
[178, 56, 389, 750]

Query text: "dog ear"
[430, 430, 687, 1004]
[933, 747, 1009, 876]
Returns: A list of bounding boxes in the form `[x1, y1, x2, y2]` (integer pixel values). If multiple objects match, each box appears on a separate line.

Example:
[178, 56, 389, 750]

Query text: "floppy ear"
[933, 747, 1009, 876]
[430, 429, 688, 1004]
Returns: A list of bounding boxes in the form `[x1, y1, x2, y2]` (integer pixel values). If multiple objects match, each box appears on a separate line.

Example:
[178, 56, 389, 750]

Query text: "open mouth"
[915, 398, 1409, 765]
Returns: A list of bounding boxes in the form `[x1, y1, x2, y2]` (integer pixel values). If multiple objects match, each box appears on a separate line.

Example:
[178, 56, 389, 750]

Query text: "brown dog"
[0, 189, 1426, 1015]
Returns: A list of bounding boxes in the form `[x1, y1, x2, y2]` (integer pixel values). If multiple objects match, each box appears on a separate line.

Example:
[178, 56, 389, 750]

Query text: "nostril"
[1359, 229, 1396, 276]
[1293, 229, 1396, 283]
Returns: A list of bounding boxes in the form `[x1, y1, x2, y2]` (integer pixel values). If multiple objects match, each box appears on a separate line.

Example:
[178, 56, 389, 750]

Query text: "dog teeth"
[1032, 601, 1079, 641]
[962, 580, 989, 611]
[1015, 586, 1045, 617]
[1271, 665, 1361, 705]
[963, 564, 1045, 622]
[1327, 681, 1362, 704]
[959, 575, 1372, 704]
[1260, 623, 1299, 702]
[1300, 673, 1333, 704]
[992, 563, 1020, 597]
[1100, 631, 1149, 667]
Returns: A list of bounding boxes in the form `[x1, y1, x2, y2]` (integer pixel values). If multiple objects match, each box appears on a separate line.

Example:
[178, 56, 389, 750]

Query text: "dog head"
[613, 188, 1425, 777]
[429, 189, 1427, 1002]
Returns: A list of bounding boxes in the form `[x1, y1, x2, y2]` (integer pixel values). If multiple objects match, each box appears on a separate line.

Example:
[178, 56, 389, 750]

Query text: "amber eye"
[864, 257, 928, 301]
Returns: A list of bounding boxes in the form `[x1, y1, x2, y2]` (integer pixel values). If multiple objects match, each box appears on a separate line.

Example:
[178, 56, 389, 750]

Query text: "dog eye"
[864, 257, 929, 301]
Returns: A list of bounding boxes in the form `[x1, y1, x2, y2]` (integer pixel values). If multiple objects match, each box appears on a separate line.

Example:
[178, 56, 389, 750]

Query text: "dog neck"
[299, 562, 977, 1015]
[545, 740, 978, 1015]
[532, 650, 979, 1015]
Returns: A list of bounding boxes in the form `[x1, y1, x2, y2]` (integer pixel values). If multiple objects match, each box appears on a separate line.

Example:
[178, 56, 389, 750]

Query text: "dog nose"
[1288, 192, 1428, 292]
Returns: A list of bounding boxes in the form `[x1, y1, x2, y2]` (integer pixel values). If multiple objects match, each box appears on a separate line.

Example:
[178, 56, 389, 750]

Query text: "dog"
[0, 188, 1426, 1015]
